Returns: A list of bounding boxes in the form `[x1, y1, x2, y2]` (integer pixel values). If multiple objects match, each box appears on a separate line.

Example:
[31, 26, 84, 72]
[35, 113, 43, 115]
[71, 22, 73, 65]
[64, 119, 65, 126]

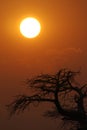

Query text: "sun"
[20, 17, 41, 38]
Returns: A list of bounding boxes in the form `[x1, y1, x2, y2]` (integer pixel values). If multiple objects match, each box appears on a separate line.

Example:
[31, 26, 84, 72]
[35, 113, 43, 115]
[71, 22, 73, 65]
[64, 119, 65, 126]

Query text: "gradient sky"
[0, 0, 87, 130]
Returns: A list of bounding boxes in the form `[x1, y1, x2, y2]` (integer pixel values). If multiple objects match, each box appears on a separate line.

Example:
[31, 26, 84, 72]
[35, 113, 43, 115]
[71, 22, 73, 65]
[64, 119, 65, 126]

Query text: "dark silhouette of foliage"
[7, 69, 87, 130]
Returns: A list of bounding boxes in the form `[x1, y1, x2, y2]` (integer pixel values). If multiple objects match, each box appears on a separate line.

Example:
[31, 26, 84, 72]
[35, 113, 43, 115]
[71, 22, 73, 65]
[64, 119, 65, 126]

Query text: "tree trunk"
[77, 119, 87, 130]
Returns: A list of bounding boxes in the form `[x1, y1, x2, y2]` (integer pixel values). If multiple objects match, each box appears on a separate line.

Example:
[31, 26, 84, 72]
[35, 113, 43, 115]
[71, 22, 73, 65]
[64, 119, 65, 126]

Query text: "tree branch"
[7, 94, 55, 115]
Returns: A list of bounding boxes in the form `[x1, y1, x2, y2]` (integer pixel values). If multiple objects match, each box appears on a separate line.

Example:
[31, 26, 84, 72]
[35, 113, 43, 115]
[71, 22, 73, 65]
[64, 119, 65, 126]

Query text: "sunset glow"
[0, 0, 87, 130]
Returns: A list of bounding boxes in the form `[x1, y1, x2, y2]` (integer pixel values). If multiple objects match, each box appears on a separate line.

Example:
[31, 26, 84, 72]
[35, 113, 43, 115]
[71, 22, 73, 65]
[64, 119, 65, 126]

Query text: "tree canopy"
[7, 69, 87, 130]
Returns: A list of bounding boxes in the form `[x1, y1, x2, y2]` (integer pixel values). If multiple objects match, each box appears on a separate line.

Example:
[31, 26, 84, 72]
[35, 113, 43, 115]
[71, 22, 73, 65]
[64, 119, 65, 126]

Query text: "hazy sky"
[0, 0, 87, 130]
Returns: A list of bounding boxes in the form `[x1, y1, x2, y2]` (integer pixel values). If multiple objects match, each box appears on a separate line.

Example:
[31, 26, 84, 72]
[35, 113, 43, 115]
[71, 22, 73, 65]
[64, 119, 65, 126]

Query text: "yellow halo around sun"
[20, 17, 41, 38]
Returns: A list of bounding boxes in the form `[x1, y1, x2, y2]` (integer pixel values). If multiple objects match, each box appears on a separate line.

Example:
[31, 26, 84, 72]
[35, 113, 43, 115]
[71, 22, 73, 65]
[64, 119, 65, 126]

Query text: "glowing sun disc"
[20, 17, 41, 38]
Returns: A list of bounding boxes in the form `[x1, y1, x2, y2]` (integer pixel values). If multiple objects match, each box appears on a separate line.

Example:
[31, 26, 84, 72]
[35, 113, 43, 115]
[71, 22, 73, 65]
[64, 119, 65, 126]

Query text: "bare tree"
[7, 69, 87, 130]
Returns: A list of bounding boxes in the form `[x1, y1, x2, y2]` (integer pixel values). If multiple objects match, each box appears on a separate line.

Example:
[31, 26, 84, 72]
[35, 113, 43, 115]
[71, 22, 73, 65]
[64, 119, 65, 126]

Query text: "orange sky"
[0, 0, 87, 130]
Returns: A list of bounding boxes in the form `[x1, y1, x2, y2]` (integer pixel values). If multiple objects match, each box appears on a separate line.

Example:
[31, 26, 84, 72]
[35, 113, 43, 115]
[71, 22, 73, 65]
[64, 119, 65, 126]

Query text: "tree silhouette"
[7, 69, 87, 130]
